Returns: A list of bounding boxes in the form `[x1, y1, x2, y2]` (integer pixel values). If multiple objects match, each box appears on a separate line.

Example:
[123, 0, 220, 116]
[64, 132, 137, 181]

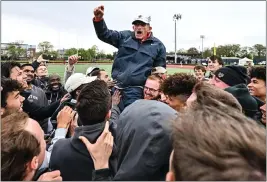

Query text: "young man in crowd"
[50, 80, 117, 181]
[34, 65, 49, 90]
[49, 73, 97, 125]
[1, 61, 66, 132]
[1, 106, 75, 181]
[86, 67, 116, 89]
[210, 65, 263, 123]
[193, 65, 209, 81]
[1, 78, 25, 117]
[167, 103, 266, 181]
[114, 99, 177, 180]
[93, 5, 166, 110]
[45, 73, 67, 105]
[21, 64, 49, 107]
[143, 75, 163, 100]
[1, 112, 61, 181]
[160, 73, 197, 111]
[207, 55, 224, 78]
[248, 66, 266, 103]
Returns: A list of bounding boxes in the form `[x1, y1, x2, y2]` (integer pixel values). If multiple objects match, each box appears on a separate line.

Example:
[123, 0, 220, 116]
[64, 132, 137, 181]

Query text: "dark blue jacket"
[93, 19, 166, 88]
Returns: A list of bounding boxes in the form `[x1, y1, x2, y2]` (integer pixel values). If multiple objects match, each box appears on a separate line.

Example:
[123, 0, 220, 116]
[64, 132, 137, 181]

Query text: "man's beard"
[145, 94, 161, 101]
[26, 79, 34, 85]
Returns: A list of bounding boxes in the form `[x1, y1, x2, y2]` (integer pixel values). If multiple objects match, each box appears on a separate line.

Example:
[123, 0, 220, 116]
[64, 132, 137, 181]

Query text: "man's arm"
[23, 99, 60, 124]
[153, 43, 167, 68]
[93, 18, 131, 48]
[64, 64, 75, 83]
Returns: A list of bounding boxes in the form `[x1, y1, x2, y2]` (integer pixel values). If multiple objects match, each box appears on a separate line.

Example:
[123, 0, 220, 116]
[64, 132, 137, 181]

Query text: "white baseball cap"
[132, 15, 151, 25]
[151, 67, 167, 74]
[85, 66, 100, 76]
[64, 73, 97, 93]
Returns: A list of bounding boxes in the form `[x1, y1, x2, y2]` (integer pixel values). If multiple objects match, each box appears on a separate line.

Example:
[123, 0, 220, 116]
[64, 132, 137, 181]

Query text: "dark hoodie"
[114, 100, 178, 181]
[45, 86, 67, 105]
[49, 122, 117, 181]
[224, 84, 263, 125]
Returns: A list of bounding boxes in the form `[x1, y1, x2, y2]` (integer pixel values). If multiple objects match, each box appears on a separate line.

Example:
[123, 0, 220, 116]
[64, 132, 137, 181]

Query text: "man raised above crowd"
[92, 5, 166, 110]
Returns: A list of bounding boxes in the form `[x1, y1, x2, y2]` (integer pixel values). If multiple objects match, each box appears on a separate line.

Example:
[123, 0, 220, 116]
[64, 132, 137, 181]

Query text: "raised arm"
[93, 5, 131, 48]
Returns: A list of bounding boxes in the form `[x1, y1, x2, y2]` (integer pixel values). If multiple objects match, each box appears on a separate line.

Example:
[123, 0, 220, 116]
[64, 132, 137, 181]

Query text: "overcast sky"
[2, 1, 266, 53]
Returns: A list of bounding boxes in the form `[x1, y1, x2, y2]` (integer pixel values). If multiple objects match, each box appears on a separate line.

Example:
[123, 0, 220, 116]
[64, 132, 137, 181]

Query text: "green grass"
[47, 64, 193, 79]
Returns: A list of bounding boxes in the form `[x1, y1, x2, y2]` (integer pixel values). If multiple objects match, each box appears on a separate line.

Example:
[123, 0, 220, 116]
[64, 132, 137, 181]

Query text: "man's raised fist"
[94, 5, 104, 19]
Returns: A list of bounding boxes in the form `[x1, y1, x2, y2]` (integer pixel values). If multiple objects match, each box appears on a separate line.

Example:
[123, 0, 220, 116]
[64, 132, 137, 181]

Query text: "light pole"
[173, 14, 182, 64]
[200, 35, 205, 58]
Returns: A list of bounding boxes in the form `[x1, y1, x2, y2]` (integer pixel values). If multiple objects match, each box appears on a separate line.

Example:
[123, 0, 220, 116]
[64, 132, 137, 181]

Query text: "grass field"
[47, 63, 194, 78]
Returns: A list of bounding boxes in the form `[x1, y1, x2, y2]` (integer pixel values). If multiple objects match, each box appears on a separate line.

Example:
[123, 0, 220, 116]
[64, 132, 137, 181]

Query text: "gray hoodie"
[26, 84, 49, 106]
[114, 99, 178, 181]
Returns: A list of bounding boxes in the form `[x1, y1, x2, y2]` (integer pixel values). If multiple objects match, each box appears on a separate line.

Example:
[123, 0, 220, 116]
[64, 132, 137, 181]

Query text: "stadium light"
[200, 35, 205, 58]
[173, 14, 182, 64]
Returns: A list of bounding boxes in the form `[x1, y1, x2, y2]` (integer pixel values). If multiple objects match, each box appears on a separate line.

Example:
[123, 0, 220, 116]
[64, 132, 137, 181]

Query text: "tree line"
[2, 41, 266, 61]
[172, 44, 266, 59]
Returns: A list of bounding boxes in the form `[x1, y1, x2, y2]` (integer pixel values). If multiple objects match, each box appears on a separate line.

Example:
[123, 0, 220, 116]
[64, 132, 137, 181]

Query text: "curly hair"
[1, 78, 23, 108]
[160, 73, 197, 97]
[250, 66, 266, 83]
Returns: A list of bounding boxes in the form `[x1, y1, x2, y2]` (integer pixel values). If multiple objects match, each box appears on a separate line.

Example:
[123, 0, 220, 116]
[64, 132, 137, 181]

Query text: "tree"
[203, 48, 212, 58]
[65, 48, 77, 57]
[177, 49, 186, 53]
[7, 44, 17, 60]
[38, 41, 54, 53]
[187, 47, 199, 54]
[7, 41, 26, 60]
[216, 45, 233, 57]
[97, 50, 106, 60]
[252, 44, 266, 57]
[106, 54, 113, 60]
[78, 48, 90, 60]
[49, 51, 59, 60]
[238, 47, 250, 58]
[87, 46, 98, 61]
[230, 44, 241, 57]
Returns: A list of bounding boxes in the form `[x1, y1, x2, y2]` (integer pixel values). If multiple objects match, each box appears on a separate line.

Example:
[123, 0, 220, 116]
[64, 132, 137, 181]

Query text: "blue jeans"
[112, 87, 143, 111]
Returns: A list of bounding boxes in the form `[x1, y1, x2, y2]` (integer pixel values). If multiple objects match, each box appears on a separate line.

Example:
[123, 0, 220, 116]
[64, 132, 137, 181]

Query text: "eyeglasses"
[144, 86, 159, 93]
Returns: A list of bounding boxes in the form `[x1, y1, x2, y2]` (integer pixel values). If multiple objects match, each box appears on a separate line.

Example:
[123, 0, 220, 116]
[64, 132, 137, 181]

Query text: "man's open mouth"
[137, 30, 142, 35]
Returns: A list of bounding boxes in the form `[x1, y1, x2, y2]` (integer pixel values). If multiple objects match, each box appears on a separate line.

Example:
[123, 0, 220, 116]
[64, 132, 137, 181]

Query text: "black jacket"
[49, 122, 117, 181]
[224, 84, 263, 124]
[21, 90, 60, 132]
[114, 100, 177, 181]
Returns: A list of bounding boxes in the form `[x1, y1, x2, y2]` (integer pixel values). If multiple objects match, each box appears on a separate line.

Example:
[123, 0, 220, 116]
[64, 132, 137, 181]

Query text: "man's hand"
[79, 121, 113, 170]
[69, 112, 78, 137]
[68, 55, 79, 66]
[112, 89, 121, 106]
[57, 106, 74, 129]
[94, 5, 104, 19]
[60, 93, 70, 103]
[107, 80, 116, 88]
[37, 170, 62, 181]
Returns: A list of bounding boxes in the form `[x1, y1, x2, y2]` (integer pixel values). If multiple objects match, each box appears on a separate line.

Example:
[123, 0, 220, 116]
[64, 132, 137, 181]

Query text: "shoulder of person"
[51, 137, 71, 154]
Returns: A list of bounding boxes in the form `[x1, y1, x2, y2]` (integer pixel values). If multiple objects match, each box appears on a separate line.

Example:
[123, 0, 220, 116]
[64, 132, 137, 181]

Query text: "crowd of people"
[1, 5, 266, 181]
